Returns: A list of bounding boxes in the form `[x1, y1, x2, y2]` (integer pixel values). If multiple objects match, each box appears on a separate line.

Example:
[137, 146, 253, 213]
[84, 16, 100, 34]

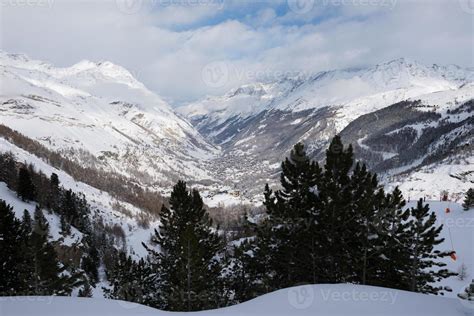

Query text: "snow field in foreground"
[1, 284, 473, 316]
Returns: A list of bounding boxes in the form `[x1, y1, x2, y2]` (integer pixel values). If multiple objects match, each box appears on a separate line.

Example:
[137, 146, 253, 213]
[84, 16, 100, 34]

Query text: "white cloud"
[0, 0, 472, 105]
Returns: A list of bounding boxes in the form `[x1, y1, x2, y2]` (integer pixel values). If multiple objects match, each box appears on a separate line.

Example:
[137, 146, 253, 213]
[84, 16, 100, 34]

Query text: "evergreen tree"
[316, 135, 357, 283]
[30, 206, 80, 295]
[458, 279, 474, 301]
[21, 209, 33, 234]
[403, 199, 456, 295]
[257, 143, 322, 291]
[60, 214, 72, 236]
[463, 188, 474, 211]
[373, 187, 411, 290]
[226, 235, 265, 304]
[0, 152, 17, 189]
[349, 162, 386, 285]
[145, 181, 225, 311]
[47, 172, 61, 211]
[50, 172, 60, 187]
[17, 166, 35, 201]
[81, 236, 100, 285]
[104, 252, 154, 306]
[0, 200, 31, 295]
[458, 263, 469, 281]
[78, 279, 93, 298]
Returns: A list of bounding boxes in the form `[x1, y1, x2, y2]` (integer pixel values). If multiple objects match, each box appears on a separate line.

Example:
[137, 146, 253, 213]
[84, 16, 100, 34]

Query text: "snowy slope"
[0, 51, 218, 186]
[0, 137, 158, 258]
[403, 200, 474, 300]
[179, 58, 473, 130]
[1, 284, 472, 315]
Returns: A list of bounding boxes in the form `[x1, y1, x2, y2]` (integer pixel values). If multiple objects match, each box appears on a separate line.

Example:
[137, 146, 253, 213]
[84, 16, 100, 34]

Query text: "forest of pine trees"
[0, 152, 118, 296]
[0, 136, 458, 311]
[0, 200, 82, 295]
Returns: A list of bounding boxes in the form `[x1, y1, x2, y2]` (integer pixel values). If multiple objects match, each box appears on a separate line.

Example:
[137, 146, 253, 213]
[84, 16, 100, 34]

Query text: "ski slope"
[405, 200, 474, 299]
[1, 284, 472, 316]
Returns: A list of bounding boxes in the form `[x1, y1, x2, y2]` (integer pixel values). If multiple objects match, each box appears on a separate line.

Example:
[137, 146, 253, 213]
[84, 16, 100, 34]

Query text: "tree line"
[0, 124, 164, 215]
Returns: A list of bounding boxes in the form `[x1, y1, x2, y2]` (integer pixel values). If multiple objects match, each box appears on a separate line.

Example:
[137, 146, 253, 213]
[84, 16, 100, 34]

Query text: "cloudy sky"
[1, 0, 473, 105]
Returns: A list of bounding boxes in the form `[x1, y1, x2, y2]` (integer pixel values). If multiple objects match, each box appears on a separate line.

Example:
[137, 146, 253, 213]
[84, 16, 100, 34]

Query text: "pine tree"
[373, 187, 411, 290]
[145, 181, 225, 311]
[104, 252, 154, 306]
[78, 279, 93, 297]
[349, 162, 387, 285]
[30, 206, 80, 295]
[458, 263, 469, 281]
[226, 235, 265, 304]
[60, 214, 72, 236]
[47, 172, 61, 211]
[81, 235, 100, 285]
[403, 199, 456, 295]
[21, 209, 33, 233]
[0, 200, 31, 295]
[17, 166, 35, 201]
[104, 252, 133, 301]
[458, 279, 474, 301]
[257, 143, 322, 290]
[463, 188, 474, 211]
[316, 135, 357, 283]
[0, 152, 17, 189]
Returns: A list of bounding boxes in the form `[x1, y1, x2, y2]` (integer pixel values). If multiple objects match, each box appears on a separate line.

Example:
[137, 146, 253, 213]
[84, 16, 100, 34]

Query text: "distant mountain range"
[1, 51, 472, 203]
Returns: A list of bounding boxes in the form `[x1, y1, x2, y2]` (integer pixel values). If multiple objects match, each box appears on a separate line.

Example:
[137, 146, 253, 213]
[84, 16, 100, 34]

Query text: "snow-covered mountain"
[1, 52, 472, 202]
[0, 51, 218, 189]
[179, 58, 473, 143]
[178, 59, 474, 198]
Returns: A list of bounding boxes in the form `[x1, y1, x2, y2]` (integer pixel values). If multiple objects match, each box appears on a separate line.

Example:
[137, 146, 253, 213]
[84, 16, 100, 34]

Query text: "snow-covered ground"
[0, 138, 159, 259]
[1, 284, 472, 315]
[404, 200, 474, 299]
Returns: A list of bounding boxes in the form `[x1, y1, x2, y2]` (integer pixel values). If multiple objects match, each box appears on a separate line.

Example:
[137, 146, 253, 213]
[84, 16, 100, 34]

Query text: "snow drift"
[1, 284, 472, 316]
